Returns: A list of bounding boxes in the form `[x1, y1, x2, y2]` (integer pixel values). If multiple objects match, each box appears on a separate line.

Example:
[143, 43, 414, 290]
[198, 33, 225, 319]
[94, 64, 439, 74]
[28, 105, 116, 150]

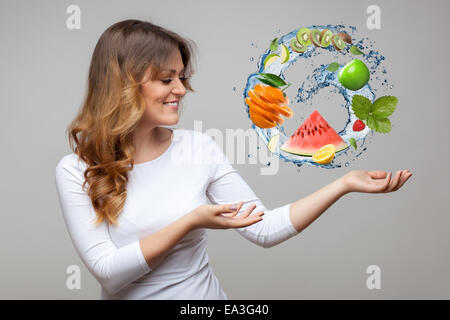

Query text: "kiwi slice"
[320, 29, 333, 47]
[296, 28, 311, 46]
[290, 38, 307, 53]
[331, 34, 346, 50]
[309, 29, 321, 47]
[338, 32, 352, 44]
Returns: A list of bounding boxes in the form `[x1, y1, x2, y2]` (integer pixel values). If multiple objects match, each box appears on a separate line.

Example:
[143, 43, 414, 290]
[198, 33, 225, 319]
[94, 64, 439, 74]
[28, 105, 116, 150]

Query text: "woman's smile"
[163, 101, 179, 109]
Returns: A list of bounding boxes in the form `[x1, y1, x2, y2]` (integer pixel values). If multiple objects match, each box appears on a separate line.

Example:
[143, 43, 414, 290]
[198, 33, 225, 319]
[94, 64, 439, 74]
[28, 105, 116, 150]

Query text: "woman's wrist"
[184, 209, 199, 231]
[335, 175, 352, 196]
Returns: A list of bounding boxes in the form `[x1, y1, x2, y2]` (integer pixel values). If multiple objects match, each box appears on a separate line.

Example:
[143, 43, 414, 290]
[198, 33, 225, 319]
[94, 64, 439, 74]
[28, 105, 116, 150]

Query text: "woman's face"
[139, 50, 187, 127]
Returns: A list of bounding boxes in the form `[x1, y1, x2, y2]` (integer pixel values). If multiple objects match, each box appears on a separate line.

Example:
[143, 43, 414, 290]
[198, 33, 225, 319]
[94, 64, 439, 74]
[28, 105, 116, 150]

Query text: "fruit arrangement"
[280, 110, 349, 164]
[245, 84, 293, 129]
[246, 25, 398, 166]
[290, 28, 352, 54]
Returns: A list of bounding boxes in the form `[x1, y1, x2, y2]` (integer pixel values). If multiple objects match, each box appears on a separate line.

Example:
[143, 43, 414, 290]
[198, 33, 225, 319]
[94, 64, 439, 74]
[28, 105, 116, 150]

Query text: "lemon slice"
[264, 53, 279, 69]
[312, 144, 335, 164]
[268, 133, 280, 153]
[280, 44, 290, 63]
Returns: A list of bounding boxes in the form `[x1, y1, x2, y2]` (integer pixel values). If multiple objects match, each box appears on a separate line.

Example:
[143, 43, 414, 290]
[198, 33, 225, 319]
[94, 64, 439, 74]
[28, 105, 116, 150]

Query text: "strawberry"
[353, 119, 365, 131]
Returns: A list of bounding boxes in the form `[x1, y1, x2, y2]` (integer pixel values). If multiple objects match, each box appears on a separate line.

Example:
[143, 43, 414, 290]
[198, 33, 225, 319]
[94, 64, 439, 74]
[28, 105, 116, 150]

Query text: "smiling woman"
[137, 50, 187, 129]
[55, 19, 412, 301]
[64, 20, 196, 226]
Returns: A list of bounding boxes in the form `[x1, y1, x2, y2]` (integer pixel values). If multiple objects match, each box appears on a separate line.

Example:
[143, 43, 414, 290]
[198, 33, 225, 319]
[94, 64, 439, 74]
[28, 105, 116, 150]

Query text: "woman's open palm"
[190, 201, 264, 230]
[342, 169, 412, 194]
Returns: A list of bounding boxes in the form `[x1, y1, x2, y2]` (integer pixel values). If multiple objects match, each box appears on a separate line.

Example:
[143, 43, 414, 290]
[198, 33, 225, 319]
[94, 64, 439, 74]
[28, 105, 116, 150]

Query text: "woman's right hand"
[188, 201, 264, 230]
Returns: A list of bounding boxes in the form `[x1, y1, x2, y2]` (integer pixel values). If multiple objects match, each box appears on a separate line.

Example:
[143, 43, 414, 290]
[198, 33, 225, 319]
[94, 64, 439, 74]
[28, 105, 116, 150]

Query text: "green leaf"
[270, 38, 279, 51]
[351, 95, 372, 120]
[256, 77, 282, 88]
[257, 73, 287, 87]
[350, 46, 364, 55]
[367, 116, 391, 133]
[367, 115, 378, 132]
[374, 117, 392, 133]
[372, 96, 398, 119]
[326, 62, 340, 72]
[349, 138, 357, 150]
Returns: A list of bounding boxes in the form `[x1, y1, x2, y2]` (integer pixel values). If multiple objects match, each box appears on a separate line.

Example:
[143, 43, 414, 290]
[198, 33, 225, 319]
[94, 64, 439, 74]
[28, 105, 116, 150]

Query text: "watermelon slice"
[281, 110, 348, 156]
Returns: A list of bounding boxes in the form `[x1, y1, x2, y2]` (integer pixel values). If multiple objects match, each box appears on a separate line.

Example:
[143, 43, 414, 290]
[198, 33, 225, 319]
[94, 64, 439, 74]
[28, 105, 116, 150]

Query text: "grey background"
[0, 0, 449, 299]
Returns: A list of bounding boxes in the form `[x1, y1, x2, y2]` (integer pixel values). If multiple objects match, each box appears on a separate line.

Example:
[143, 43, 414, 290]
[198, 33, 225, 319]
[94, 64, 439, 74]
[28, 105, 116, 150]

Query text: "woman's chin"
[164, 114, 179, 126]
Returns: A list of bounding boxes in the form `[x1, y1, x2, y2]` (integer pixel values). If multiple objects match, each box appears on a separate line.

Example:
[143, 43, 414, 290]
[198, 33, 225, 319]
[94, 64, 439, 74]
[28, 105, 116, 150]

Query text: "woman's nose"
[172, 78, 186, 96]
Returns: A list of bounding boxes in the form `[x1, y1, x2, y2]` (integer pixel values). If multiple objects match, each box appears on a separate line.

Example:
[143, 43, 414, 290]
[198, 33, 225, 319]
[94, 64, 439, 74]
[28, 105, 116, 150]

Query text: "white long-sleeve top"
[55, 128, 299, 299]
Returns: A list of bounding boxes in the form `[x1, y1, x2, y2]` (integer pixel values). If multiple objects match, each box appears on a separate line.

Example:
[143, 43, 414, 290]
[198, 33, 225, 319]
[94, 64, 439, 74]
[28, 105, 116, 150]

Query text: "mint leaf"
[351, 95, 372, 120]
[350, 46, 364, 55]
[326, 62, 340, 72]
[374, 118, 391, 133]
[372, 96, 398, 119]
[270, 38, 279, 51]
[257, 73, 287, 87]
[349, 138, 357, 150]
[257, 77, 282, 88]
[367, 115, 379, 132]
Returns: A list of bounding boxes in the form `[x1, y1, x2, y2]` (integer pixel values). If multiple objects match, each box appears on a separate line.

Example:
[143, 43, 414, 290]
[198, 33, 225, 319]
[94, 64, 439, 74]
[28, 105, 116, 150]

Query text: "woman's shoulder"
[55, 152, 87, 180]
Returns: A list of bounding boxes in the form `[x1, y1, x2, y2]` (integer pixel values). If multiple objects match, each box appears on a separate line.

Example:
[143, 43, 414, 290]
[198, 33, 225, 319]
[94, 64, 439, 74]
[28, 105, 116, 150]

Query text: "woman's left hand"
[340, 169, 413, 194]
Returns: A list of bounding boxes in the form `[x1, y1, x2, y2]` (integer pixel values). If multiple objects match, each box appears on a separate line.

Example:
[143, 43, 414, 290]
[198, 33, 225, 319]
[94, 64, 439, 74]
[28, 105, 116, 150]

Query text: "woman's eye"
[161, 77, 189, 84]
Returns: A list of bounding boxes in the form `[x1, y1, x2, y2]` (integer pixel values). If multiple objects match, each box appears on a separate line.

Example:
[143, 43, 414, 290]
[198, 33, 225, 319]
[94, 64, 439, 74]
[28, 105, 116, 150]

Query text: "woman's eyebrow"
[161, 68, 185, 74]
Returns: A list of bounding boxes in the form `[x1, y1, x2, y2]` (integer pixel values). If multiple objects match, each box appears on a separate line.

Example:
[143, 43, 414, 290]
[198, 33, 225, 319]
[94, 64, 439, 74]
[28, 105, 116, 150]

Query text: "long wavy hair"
[67, 19, 196, 226]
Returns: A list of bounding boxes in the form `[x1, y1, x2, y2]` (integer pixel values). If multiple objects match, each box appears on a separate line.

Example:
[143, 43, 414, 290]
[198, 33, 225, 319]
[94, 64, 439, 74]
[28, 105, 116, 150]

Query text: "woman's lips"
[163, 102, 178, 109]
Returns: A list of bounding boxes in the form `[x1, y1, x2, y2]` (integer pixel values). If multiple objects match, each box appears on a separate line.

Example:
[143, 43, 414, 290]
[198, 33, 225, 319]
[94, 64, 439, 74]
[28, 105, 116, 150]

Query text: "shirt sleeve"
[55, 155, 151, 295]
[203, 134, 300, 248]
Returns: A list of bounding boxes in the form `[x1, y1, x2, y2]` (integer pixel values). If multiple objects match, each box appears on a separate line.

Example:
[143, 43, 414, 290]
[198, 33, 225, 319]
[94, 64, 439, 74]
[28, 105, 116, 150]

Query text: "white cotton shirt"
[55, 128, 299, 299]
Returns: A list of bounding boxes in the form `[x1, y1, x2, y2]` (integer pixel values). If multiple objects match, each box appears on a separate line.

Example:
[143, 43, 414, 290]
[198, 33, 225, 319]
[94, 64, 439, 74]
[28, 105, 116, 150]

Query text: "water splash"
[244, 24, 387, 169]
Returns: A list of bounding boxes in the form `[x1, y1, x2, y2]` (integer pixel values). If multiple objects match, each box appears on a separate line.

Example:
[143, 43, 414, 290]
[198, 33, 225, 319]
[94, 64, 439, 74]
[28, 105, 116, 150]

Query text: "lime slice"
[264, 53, 279, 69]
[280, 44, 290, 64]
[312, 144, 335, 164]
[268, 134, 280, 153]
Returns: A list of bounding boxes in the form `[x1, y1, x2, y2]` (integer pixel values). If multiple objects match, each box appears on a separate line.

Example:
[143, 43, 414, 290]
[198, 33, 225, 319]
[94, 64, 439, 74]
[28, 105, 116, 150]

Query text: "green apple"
[338, 59, 370, 91]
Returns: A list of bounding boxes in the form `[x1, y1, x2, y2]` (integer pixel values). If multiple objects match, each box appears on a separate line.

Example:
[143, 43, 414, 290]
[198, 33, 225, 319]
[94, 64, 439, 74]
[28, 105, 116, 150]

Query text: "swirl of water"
[243, 24, 387, 169]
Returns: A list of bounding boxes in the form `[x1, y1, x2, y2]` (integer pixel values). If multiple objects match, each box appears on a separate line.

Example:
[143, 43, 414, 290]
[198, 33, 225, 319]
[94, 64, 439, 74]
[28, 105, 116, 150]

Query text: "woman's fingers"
[230, 201, 244, 217]
[215, 201, 243, 217]
[387, 170, 402, 191]
[225, 212, 264, 228]
[368, 170, 388, 179]
[393, 170, 412, 191]
[379, 171, 392, 191]
[238, 204, 257, 219]
[374, 170, 412, 193]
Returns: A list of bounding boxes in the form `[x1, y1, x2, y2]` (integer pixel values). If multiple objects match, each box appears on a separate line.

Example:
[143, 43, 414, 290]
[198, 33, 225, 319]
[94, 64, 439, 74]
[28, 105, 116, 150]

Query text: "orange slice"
[248, 108, 277, 128]
[248, 90, 280, 114]
[253, 84, 274, 104]
[264, 86, 285, 104]
[251, 89, 294, 118]
[245, 98, 277, 124]
[278, 105, 294, 118]
[254, 83, 288, 106]
[246, 97, 284, 124]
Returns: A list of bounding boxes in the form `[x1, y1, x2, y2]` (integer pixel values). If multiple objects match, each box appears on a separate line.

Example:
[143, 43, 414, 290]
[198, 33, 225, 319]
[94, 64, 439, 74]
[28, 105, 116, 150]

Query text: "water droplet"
[345, 162, 349, 167]
[389, 85, 394, 89]
[266, 162, 271, 166]
[250, 57, 254, 61]
[233, 86, 236, 91]
[251, 42, 254, 46]
[248, 154, 253, 158]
